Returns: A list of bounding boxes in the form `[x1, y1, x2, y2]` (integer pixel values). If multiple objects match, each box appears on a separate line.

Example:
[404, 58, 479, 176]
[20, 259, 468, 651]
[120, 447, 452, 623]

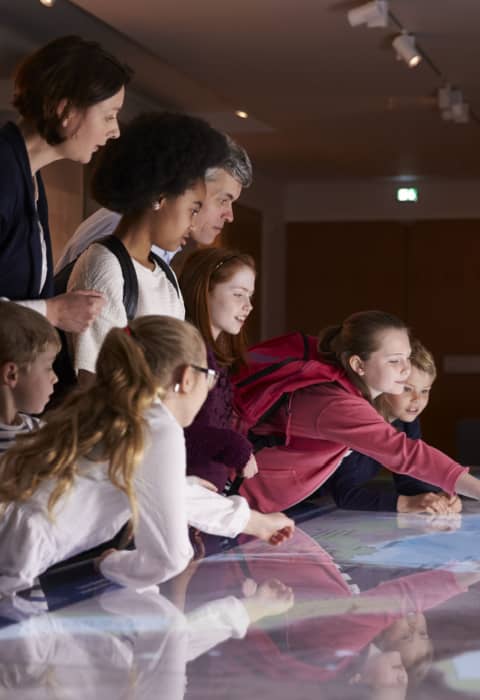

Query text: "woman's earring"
[174, 383, 180, 393]
[152, 201, 161, 211]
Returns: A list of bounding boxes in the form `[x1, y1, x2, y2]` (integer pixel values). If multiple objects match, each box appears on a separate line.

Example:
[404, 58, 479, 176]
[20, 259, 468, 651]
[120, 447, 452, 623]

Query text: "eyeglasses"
[190, 364, 219, 391]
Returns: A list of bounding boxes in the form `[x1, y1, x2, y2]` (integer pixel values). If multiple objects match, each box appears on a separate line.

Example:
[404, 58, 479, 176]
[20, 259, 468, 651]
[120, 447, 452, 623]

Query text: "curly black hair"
[91, 112, 228, 214]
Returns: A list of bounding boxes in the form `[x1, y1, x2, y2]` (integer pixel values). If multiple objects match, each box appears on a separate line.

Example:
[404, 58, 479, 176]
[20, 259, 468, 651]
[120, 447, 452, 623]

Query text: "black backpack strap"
[53, 259, 77, 296]
[49, 235, 139, 409]
[248, 431, 287, 452]
[54, 234, 139, 321]
[149, 251, 180, 298]
[97, 235, 139, 320]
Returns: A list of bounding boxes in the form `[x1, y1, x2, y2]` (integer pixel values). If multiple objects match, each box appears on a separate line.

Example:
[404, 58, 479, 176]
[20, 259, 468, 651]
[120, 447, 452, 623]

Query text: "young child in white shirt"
[0, 315, 294, 596]
[0, 301, 60, 454]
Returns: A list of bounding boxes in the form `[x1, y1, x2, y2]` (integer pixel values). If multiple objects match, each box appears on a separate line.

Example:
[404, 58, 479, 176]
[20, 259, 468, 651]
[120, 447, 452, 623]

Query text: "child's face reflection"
[362, 650, 409, 688]
[380, 613, 433, 672]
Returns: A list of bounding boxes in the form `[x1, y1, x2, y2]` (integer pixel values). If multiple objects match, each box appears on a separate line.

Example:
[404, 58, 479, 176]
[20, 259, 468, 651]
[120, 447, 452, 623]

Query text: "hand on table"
[397, 491, 462, 515]
[245, 510, 295, 546]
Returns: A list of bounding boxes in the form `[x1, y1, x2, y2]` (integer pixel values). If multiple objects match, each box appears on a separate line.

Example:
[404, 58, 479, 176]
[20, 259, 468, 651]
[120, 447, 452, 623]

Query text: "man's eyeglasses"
[191, 364, 219, 391]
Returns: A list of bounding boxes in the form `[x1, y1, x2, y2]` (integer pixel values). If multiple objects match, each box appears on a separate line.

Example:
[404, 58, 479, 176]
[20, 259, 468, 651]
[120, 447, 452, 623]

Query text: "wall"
[284, 179, 480, 460]
[42, 160, 85, 264]
[241, 171, 285, 338]
[286, 179, 480, 222]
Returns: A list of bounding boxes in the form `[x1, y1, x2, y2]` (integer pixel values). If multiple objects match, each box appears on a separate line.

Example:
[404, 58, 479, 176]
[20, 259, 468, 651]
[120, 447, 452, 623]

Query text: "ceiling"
[2, 0, 480, 181]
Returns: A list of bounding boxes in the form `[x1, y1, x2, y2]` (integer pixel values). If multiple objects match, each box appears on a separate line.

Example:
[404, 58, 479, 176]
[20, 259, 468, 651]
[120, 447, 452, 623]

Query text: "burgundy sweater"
[184, 348, 252, 491]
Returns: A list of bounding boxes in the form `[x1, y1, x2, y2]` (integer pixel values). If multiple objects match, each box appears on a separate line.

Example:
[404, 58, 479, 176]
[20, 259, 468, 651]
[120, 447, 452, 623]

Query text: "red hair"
[179, 247, 256, 368]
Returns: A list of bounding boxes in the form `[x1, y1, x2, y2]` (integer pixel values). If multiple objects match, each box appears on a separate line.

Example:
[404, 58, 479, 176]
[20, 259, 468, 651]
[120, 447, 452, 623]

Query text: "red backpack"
[232, 332, 359, 450]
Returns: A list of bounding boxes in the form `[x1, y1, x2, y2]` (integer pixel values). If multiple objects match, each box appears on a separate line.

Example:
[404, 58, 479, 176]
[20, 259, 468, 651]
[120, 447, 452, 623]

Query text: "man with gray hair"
[55, 134, 252, 271]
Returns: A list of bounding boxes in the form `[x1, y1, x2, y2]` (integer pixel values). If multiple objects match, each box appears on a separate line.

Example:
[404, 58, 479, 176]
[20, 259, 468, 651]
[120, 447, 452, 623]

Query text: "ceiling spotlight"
[39, 0, 56, 5]
[438, 86, 469, 123]
[392, 34, 422, 68]
[452, 101, 469, 123]
[235, 110, 248, 119]
[437, 84, 452, 111]
[347, 1, 388, 28]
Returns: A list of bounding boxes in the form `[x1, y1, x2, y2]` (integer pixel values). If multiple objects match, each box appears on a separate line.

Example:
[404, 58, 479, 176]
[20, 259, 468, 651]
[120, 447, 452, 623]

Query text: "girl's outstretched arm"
[290, 384, 466, 496]
[186, 476, 294, 544]
[454, 471, 480, 500]
[242, 510, 295, 545]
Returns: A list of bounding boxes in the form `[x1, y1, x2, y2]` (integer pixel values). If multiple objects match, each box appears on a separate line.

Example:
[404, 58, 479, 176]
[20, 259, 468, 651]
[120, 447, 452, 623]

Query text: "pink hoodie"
[240, 381, 466, 513]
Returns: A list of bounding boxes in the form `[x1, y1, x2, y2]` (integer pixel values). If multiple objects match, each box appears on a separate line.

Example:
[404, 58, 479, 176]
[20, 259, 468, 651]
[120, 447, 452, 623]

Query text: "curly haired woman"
[66, 111, 228, 387]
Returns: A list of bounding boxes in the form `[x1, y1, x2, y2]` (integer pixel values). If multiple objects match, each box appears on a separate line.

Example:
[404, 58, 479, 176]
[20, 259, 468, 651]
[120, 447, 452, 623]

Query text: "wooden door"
[407, 220, 480, 459]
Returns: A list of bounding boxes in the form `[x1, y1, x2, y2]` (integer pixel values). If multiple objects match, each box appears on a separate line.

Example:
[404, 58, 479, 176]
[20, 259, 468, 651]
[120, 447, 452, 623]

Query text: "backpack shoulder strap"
[54, 234, 139, 321]
[97, 235, 139, 320]
[149, 251, 180, 298]
[50, 235, 139, 407]
[53, 259, 77, 296]
[233, 332, 359, 433]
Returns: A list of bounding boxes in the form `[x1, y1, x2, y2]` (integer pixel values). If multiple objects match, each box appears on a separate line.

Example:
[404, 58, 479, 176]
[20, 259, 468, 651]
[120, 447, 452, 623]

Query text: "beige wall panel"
[407, 220, 480, 459]
[42, 160, 84, 264]
[286, 222, 407, 336]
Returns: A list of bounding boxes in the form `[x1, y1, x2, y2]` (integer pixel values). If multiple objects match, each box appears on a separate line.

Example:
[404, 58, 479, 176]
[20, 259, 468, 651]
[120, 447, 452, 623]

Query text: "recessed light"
[39, 0, 56, 7]
[235, 110, 248, 119]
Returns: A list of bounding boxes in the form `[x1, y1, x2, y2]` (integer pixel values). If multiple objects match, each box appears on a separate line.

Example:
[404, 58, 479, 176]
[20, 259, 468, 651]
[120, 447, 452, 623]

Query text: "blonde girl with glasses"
[0, 316, 293, 597]
[178, 248, 258, 493]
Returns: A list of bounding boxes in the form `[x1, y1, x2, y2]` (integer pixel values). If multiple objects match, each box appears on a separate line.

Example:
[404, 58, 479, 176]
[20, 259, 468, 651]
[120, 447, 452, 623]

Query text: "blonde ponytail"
[0, 316, 205, 526]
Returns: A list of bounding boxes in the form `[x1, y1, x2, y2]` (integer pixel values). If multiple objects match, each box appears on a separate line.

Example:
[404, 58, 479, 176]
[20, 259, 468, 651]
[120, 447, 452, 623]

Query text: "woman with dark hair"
[67, 111, 228, 386]
[179, 247, 258, 491]
[0, 35, 132, 331]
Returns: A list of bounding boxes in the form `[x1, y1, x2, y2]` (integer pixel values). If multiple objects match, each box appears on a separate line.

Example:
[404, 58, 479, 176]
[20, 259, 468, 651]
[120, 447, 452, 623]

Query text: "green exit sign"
[397, 187, 418, 203]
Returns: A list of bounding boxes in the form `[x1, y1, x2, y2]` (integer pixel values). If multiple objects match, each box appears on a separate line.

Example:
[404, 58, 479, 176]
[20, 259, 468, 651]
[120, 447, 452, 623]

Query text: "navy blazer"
[323, 418, 440, 511]
[0, 121, 54, 300]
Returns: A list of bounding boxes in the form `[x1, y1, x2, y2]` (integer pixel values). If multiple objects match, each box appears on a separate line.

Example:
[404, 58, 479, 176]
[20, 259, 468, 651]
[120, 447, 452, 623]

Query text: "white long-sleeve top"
[0, 586, 250, 700]
[0, 402, 250, 595]
[67, 243, 185, 373]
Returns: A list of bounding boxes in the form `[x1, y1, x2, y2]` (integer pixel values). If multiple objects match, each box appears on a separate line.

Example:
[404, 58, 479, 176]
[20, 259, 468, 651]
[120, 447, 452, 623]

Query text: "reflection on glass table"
[3, 502, 480, 698]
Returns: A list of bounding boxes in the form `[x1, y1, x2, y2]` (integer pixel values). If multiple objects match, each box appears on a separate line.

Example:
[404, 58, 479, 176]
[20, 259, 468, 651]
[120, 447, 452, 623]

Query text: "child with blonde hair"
[0, 315, 293, 596]
[0, 301, 59, 453]
[324, 338, 462, 513]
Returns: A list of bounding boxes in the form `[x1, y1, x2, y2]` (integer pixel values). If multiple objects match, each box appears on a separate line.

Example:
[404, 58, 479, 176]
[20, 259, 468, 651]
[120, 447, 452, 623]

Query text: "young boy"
[0, 301, 59, 453]
[323, 339, 462, 514]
